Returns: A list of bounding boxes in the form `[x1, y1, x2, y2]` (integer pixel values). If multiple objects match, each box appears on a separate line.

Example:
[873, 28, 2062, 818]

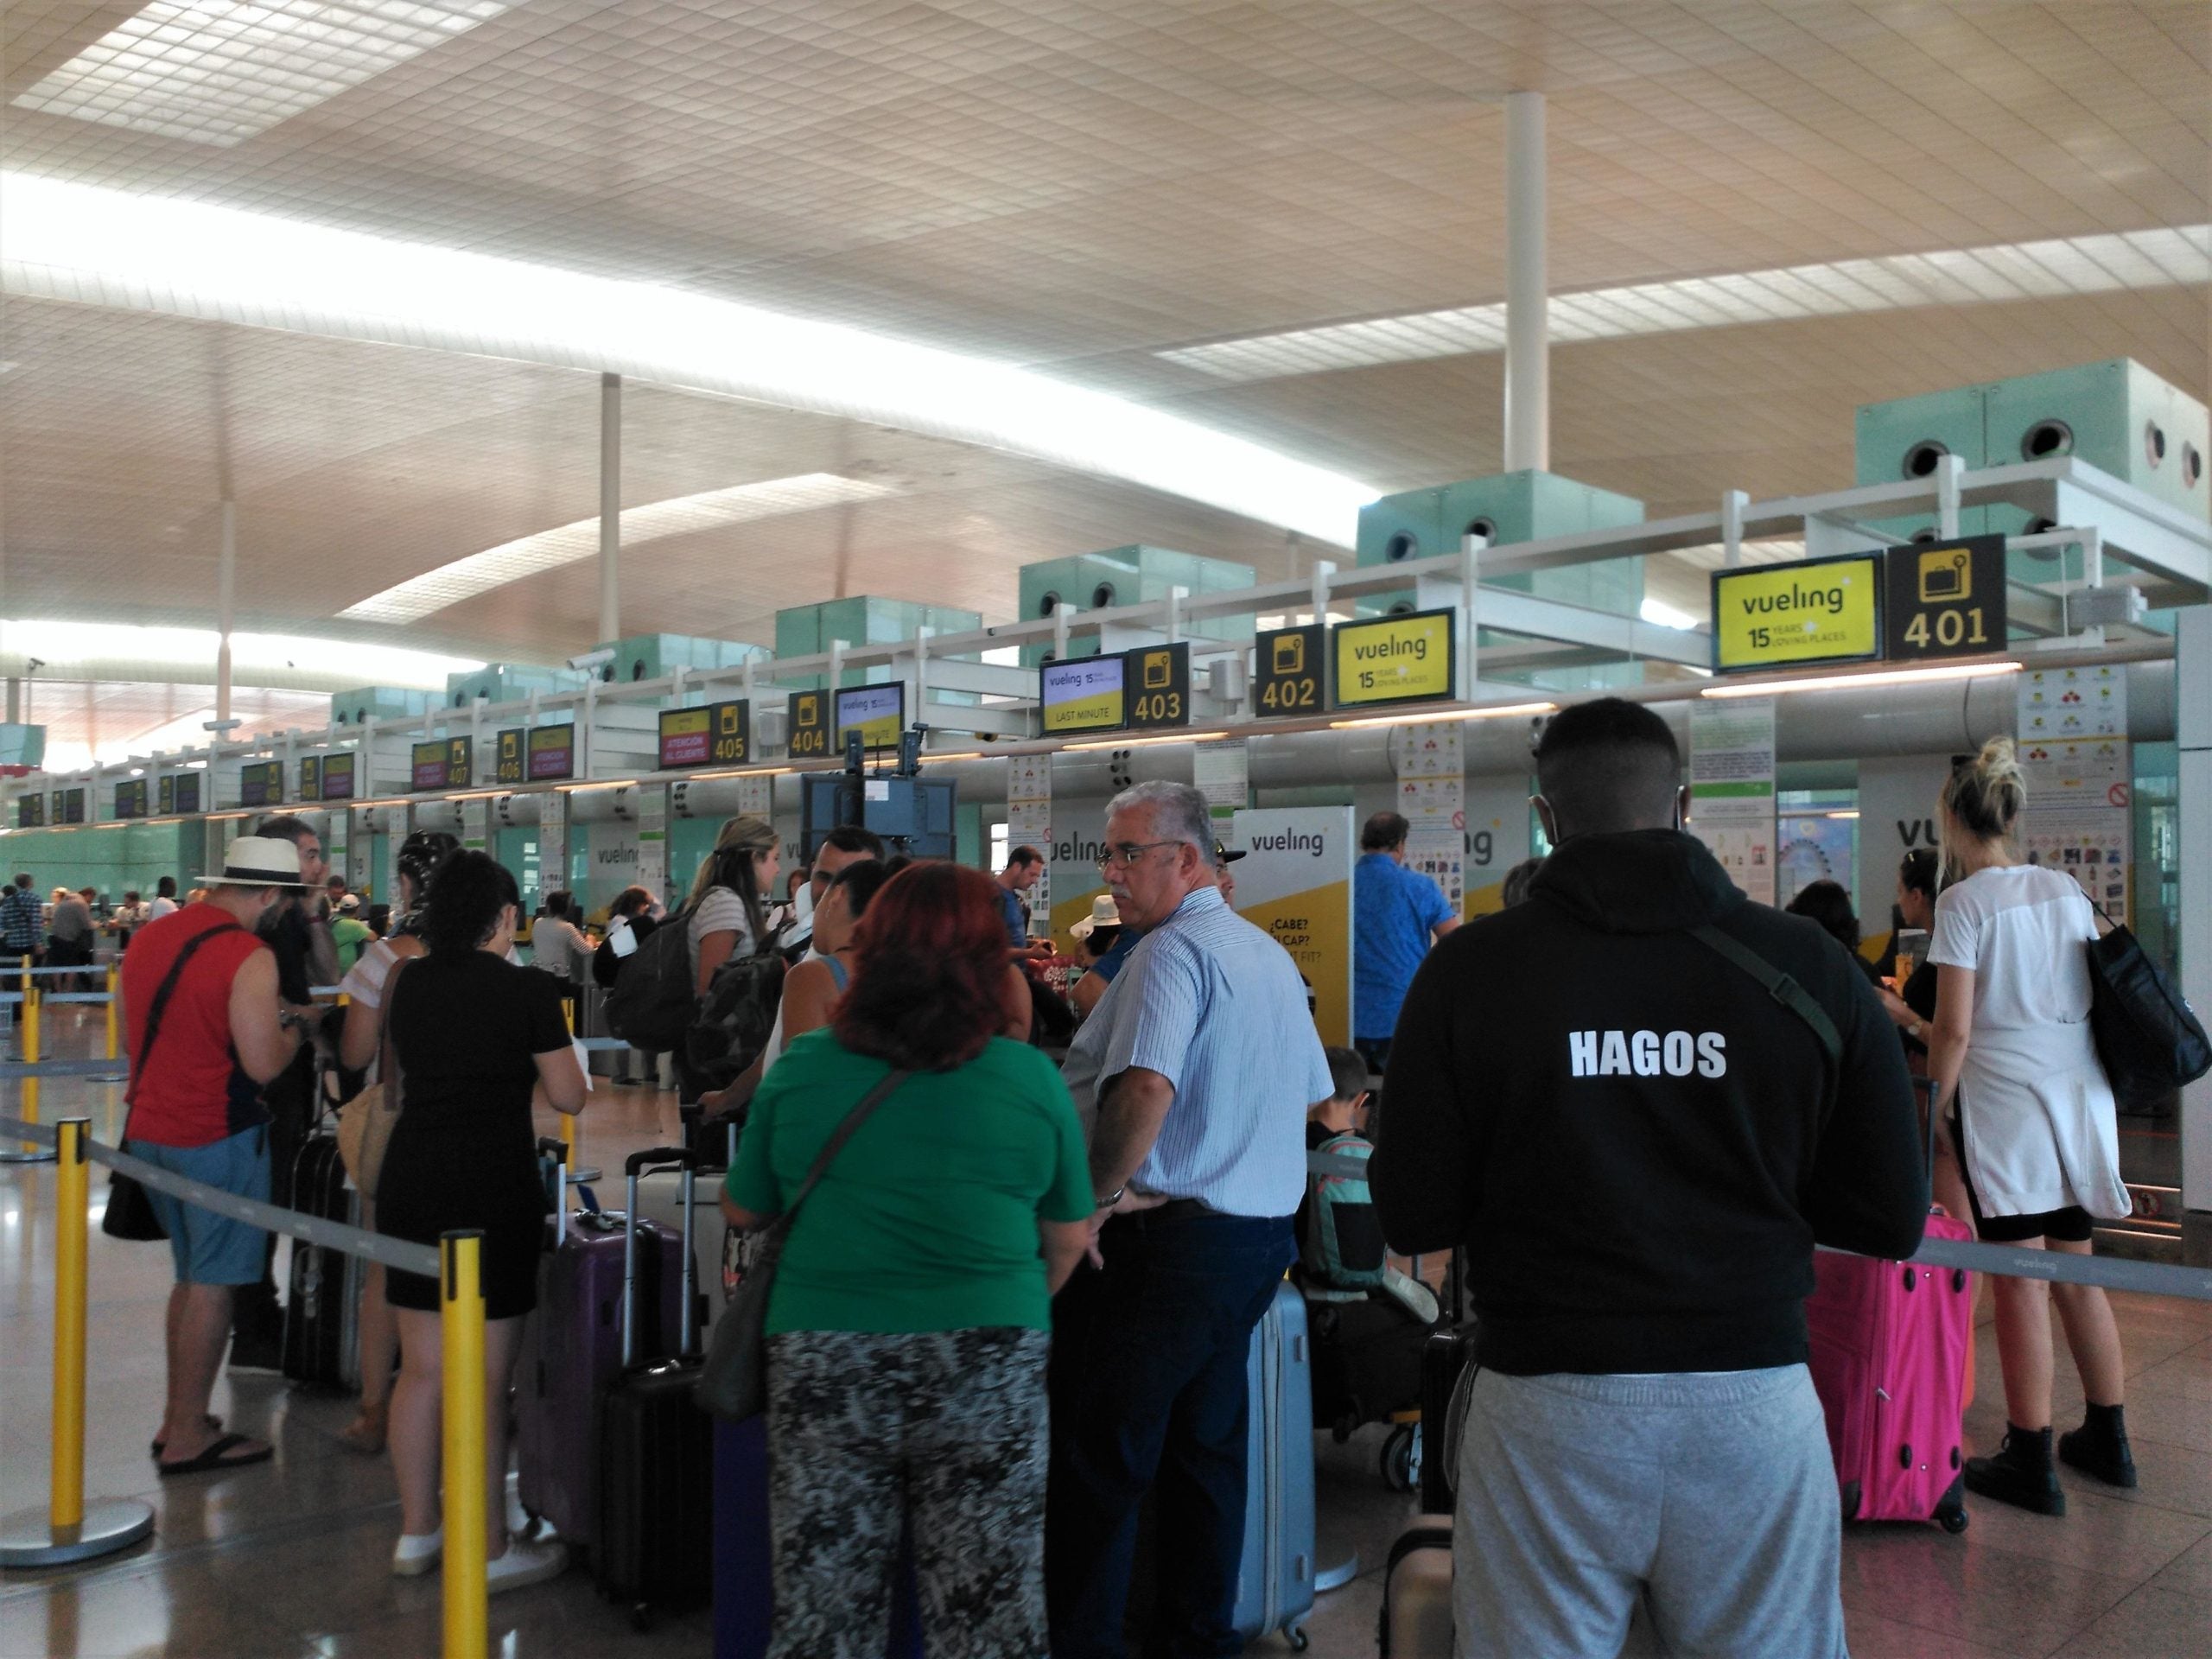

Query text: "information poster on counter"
[1689, 696, 1776, 906]
[1007, 753, 1053, 936]
[1393, 720, 1466, 915]
[2018, 669, 2131, 922]
[1332, 609, 1454, 709]
[1046, 792, 1112, 951]
[1228, 806, 1353, 1046]
[635, 787, 668, 903]
[1041, 657, 1125, 735]
[1193, 740, 1249, 823]
[459, 797, 487, 855]
[537, 803, 567, 905]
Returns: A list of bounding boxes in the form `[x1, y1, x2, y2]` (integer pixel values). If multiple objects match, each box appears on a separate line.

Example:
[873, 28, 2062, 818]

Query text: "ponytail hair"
[1942, 736, 2025, 844]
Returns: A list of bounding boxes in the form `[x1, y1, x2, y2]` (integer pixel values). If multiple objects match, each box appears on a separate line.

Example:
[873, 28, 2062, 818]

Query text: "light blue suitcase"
[1234, 1278, 1318, 1649]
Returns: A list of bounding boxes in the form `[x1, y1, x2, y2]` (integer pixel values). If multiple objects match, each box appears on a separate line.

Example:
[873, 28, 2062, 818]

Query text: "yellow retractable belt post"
[21, 971, 38, 1135]
[440, 1230, 489, 1659]
[0, 1118, 154, 1564]
[559, 998, 578, 1161]
[104, 962, 119, 1061]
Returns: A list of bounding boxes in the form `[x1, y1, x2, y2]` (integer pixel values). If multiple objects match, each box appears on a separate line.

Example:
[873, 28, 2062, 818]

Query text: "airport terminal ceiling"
[0, 2, 2206, 664]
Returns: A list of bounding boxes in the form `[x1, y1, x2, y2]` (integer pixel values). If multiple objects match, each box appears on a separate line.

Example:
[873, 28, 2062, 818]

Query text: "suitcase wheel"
[1381, 1421, 1421, 1495]
[1840, 1479, 1862, 1520]
[1285, 1622, 1310, 1652]
[631, 1604, 653, 1634]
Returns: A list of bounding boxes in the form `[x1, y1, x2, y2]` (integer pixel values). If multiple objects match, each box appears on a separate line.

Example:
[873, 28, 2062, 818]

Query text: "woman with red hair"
[722, 860, 1092, 1657]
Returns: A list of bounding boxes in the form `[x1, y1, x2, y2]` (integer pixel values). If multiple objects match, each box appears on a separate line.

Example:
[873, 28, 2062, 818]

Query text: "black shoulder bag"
[2084, 905, 2210, 1110]
[104, 922, 241, 1241]
[1688, 922, 1843, 1061]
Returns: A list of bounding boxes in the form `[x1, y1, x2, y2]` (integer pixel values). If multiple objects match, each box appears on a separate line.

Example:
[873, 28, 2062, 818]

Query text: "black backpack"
[682, 931, 800, 1093]
[604, 904, 703, 1052]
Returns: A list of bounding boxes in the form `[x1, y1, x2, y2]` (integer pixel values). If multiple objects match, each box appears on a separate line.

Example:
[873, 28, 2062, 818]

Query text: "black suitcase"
[1309, 1292, 1431, 1438]
[594, 1147, 713, 1630]
[1418, 1325, 1474, 1516]
[282, 1129, 361, 1389]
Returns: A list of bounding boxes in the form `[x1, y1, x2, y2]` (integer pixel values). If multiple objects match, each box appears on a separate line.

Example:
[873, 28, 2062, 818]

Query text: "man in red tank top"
[120, 837, 308, 1477]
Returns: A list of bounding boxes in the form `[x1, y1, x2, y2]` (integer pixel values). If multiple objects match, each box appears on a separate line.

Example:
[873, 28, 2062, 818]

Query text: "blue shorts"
[125, 1128, 270, 1287]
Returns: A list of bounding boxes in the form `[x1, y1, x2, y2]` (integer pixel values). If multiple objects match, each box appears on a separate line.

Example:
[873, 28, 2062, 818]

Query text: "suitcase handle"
[621, 1148, 701, 1367]
[537, 1136, 569, 1164]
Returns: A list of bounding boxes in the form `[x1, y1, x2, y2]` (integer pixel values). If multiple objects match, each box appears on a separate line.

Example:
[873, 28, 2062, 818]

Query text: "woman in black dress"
[378, 851, 586, 1590]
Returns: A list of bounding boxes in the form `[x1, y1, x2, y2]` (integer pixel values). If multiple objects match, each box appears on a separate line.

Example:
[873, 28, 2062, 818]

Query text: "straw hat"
[1070, 893, 1121, 940]
[196, 836, 306, 889]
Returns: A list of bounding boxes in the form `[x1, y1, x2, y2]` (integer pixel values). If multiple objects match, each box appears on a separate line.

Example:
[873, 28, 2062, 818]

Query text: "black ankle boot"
[1964, 1423, 2066, 1515]
[2058, 1402, 2139, 1489]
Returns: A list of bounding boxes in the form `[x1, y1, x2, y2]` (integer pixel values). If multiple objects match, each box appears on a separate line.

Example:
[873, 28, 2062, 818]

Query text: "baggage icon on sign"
[1918, 548, 1971, 602]
[1273, 634, 1305, 676]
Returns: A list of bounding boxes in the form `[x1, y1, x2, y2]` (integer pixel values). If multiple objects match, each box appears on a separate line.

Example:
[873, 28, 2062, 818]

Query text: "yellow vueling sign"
[1712, 556, 1879, 672]
[1332, 609, 1455, 707]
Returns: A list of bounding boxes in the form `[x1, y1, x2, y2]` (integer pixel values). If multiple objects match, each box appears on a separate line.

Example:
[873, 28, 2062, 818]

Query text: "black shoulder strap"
[124, 918, 245, 1111]
[1688, 923, 1843, 1063]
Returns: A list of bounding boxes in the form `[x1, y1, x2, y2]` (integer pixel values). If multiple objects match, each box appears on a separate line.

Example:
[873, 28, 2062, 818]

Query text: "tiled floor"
[3, 1005, 2209, 1657]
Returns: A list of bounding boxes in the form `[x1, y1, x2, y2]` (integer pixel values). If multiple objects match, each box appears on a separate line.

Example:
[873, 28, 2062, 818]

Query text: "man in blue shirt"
[0, 874, 42, 1032]
[1051, 784, 1333, 1658]
[1353, 810, 1458, 1072]
[996, 843, 1046, 954]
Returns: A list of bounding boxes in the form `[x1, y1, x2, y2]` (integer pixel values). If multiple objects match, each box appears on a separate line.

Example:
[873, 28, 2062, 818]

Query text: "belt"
[1128, 1197, 1241, 1223]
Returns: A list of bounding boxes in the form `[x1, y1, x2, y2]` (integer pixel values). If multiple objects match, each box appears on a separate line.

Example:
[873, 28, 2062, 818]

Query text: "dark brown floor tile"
[2044, 1585, 2212, 1657]
[1838, 1529, 2137, 1655]
[1838, 1609, 2015, 1658]
[1943, 1486, 2209, 1582]
[2145, 1534, 2212, 1604]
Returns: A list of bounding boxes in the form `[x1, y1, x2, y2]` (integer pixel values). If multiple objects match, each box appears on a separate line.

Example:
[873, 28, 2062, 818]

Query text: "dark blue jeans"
[1046, 1210, 1295, 1659]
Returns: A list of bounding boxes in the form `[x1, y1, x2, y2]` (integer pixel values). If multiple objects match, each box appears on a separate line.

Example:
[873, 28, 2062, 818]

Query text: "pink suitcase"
[1805, 1200, 1974, 1533]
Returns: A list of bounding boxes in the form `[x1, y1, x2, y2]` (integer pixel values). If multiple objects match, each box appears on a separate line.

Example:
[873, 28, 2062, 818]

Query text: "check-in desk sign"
[1712, 536, 2006, 676]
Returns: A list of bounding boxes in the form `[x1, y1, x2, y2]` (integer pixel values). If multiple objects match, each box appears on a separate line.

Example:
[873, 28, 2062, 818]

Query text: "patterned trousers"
[766, 1325, 1052, 1659]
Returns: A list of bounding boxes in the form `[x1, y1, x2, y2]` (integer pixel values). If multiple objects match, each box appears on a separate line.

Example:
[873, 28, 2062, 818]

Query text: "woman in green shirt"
[723, 861, 1091, 1659]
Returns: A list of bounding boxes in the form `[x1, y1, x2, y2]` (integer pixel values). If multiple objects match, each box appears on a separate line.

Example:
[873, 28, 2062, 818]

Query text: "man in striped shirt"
[1048, 781, 1334, 1659]
[0, 874, 42, 1029]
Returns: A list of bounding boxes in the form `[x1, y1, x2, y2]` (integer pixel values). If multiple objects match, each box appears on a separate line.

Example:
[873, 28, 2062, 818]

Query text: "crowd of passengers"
[105, 698, 2143, 1657]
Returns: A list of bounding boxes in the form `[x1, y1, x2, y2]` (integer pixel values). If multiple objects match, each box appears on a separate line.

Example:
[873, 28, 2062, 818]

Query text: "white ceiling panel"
[1, 0, 2204, 668]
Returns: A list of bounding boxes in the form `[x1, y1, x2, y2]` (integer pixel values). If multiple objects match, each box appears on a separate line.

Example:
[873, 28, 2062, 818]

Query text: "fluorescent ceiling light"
[0, 173, 1377, 546]
[340, 474, 896, 624]
[1637, 597, 1703, 632]
[1160, 227, 2212, 383]
[1063, 731, 1230, 751]
[0, 619, 482, 688]
[13, 1, 516, 149]
[1328, 701, 1555, 730]
[1701, 661, 2021, 698]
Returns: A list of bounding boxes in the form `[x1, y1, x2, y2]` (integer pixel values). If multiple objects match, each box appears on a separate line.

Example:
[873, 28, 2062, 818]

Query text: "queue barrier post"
[104, 963, 119, 1060]
[0, 1118, 155, 1565]
[558, 1001, 580, 1162]
[441, 1230, 490, 1659]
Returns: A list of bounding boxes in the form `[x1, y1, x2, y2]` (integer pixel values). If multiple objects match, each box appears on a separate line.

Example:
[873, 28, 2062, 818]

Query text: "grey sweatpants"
[1455, 1365, 1846, 1659]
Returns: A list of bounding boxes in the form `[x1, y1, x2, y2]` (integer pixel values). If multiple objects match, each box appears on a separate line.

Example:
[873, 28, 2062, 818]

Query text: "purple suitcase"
[515, 1146, 690, 1551]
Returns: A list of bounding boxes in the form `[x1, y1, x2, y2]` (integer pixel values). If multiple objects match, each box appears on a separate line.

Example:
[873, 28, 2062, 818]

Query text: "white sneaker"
[391, 1528, 442, 1577]
[505, 1491, 538, 1542]
[486, 1536, 567, 1594]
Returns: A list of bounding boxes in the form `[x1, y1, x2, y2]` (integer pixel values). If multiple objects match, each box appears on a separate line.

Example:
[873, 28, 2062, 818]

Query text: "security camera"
[567, 648, 617, 672]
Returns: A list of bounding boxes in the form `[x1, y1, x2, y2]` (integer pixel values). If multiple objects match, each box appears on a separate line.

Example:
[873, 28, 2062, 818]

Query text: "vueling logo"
[1569, 1029, 1726, 1078]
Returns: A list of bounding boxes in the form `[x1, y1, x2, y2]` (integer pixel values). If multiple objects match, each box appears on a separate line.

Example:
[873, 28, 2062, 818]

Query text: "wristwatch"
[1095, 1186, 1124, 1212]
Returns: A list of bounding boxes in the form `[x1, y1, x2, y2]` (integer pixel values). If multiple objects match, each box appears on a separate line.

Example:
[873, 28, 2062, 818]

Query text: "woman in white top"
[677, 815, 779, 1101]
[1924, 737, 2134, 1515]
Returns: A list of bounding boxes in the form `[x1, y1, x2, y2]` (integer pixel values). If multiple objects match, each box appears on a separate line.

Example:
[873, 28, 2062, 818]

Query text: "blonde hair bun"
[1942, 734, 2025, 842]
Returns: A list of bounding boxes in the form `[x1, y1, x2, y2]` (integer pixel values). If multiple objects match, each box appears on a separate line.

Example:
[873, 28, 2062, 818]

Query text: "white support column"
[1721, 490, 1749, 568]
[216, 500, 236, 727]
[1309, 559, 1336, 625]
[1503, 90, 1549, 475]
[1936, 452, 1964, 541]
[1459, 531, 1487, 702]
[2177, 607, 2211, 1256]
[598, 372, 621, 646]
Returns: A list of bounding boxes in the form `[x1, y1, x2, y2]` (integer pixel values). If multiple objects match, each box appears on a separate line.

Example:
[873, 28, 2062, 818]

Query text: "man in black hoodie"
[1371, 698, 1925, 1659]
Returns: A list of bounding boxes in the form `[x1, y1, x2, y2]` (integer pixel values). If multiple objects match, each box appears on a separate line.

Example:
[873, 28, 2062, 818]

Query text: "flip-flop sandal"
[150, 1414, 225, 1457]
[156, 1433, 272, 1478]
